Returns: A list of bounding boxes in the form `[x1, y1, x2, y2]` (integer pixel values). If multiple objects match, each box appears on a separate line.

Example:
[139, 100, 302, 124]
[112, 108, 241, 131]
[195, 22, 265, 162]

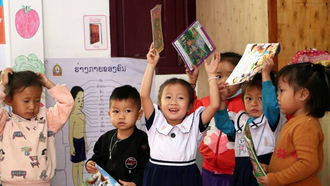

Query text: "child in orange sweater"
[258, 62, 330, 186]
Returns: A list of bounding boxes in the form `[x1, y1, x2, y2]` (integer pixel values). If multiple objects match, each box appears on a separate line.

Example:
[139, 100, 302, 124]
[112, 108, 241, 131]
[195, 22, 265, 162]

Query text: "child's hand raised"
[185, 65, 199, 87]
[205, 52, 220, 76]
[0, 67, 13, 86]
[146, 42, 160, 66]
[262, 58, 274, 82]
[36, 72, 55, 89]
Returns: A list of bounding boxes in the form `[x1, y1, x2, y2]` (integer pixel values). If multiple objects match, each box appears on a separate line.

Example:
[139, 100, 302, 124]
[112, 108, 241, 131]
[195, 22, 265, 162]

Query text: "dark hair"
[158, 78, 194, 107]
[220, 52, 242, 66]
[241, 72, 276, 101]
[70, 86, 84, 99]
[110, 85, 141, 110]
[276, 62, 330, 118]
[4, 71, 42, 98]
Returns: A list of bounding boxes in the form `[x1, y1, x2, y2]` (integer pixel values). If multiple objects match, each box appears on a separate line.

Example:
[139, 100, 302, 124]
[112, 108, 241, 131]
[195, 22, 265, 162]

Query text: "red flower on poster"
[15, 5, 39, 39]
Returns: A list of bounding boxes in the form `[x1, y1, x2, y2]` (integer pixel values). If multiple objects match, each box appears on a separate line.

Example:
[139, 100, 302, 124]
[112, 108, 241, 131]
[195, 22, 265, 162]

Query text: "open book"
[242, 126, 266, 186]
[226, 43, 281, 85]
[83, 164, 120, 186]
[150, 4, 164, 53]
[172, 20, 216, 73]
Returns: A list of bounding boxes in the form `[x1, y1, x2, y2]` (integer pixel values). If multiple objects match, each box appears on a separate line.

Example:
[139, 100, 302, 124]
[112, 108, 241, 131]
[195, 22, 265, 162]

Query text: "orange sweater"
[267, 114, 324, 186]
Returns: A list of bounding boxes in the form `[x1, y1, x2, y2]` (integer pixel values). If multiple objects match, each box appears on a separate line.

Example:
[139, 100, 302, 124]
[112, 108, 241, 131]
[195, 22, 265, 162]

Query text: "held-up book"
[150, 4, 164, 53]
[242, 125, 266, 186]
[83, 164, 120, 186]
[172, 20, 216, 73]
[226, 43, 281, 85]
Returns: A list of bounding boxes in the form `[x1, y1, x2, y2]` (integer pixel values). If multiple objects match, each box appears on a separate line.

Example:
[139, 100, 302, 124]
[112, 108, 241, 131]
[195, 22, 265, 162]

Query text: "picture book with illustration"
[150, 4, 164, 53]
[172, 20, 216, 73]
[83, 164, 120, 186]
[226, 43, 281, 85]
[242, 125, 266, 186]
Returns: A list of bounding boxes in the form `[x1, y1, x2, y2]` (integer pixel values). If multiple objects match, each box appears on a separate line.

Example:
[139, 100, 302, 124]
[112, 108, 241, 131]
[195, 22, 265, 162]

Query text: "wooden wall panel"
[277, 0, 330, 69]
[196, 0, 269, 98]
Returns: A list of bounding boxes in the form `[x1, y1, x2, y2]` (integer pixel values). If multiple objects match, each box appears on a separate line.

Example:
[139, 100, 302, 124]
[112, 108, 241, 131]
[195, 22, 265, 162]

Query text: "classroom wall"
[196, 0, 269, 98]
[277, 0, 330, 69]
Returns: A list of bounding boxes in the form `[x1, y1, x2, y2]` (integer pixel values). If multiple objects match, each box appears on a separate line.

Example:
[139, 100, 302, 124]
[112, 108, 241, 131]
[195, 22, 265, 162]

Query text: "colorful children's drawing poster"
[150, 4, 164, 53]
[172, 20, 216, 73]
[226, 43, 281, 85]
[0, 0, 5, 44]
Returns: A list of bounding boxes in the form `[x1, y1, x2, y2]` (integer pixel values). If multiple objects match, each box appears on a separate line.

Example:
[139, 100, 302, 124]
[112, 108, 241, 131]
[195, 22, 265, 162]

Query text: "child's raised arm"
[261, 58, 273, 82]
[140, 42, 160, 120]
[185, 65, 199, 89]
[201, 52, 220, 125]
[261, 58, 281, 127]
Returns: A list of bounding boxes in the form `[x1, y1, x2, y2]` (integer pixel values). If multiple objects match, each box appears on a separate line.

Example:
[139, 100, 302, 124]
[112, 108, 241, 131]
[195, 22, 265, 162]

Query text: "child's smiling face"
[159, 83, 191, 126]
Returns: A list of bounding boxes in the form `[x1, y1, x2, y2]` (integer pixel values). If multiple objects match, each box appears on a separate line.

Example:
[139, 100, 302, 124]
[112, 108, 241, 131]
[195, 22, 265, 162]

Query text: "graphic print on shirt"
[11, 170, 27, 179]
[273, 147, 297, 159]
[39, 132, 46, 142]
[237, 137, 247, 155]
[21, 146, 32, 156]
[29, 155, 40, 168]
[13, 131, 26, 139]
[39, 170, 48, 180]
[0, 149, 5, 161]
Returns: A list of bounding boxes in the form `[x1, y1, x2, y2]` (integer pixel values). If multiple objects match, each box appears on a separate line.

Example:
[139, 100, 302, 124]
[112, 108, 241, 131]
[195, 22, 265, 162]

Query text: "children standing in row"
[186, 52, 245, 186]
[85, 85, 150, 186]
[0, 68, 74, 186]
[257, 63, 330, 186]
[140, 42, 220, 186]
[215, 59, 287, 186]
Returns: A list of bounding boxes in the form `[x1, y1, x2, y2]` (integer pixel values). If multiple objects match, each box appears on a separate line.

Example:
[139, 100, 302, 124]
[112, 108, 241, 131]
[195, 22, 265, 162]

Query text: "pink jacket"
[0, 84, 74, 186]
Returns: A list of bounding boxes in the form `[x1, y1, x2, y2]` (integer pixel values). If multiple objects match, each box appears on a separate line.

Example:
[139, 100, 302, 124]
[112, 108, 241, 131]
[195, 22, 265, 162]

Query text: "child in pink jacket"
[0, 68, 74, 186]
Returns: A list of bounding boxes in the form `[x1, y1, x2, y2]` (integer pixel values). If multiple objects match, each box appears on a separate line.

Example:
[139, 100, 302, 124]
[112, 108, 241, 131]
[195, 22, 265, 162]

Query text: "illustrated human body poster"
[45, 57, 154, 186]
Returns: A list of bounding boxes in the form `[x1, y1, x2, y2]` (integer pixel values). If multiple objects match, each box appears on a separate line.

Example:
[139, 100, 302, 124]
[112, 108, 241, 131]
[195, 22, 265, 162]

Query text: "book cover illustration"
[226, 43, 281, 85]
[172, 20, 216, 73]
[150, 4, 164, 53]
[242, 125, 266, 186]
[83, 164, 120, 186]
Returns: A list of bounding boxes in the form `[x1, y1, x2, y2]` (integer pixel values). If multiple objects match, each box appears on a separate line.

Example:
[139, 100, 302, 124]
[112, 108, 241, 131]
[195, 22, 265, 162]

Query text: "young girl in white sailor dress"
[214, 59, 287, 186]
[140, 42, 220, 186]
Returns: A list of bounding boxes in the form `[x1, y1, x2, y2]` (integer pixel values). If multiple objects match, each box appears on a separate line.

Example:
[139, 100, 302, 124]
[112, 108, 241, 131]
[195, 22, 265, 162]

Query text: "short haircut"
[276, 62, 330, 118]
[4, 71, 42, 98]
[158, 78, 194, 107]
[220, 52, 242, 66]
[241, 72, 276, 102]
[70, 86, 84, 99]
[110, 85, 141, 110]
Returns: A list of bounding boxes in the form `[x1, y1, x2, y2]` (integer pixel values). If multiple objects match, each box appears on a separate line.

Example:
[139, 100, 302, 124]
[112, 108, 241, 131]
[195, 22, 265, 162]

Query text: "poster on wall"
[0, 45, 6, 70]
[0, 0, 5, 44]
[8, 0, 44, 72]
[45, 57, 154, 186]
[83, 15, 108, 50]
